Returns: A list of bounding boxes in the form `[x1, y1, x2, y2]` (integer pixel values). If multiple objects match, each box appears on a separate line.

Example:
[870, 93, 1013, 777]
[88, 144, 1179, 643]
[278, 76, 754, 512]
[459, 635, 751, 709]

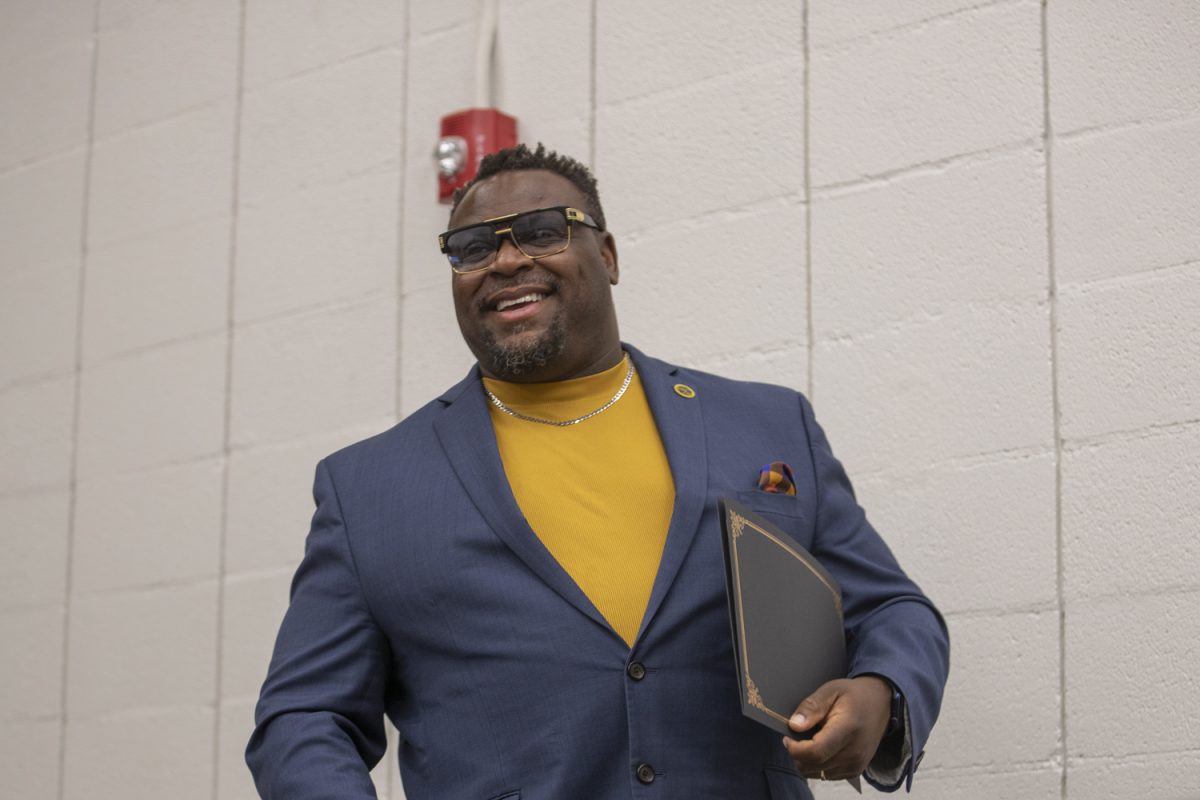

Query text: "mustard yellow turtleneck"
[483, 355, 675, 646]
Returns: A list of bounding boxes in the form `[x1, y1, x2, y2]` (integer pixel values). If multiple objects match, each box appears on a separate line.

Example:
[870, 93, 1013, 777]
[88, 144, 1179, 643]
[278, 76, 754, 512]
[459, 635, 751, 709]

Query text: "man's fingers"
[804, 737, 861, 781]
[781, 707, 854, 773]
[788, 679, 844, 734]
[781, 734, 822, 775]
[783, 732, 861, 781]
[783, 676, 893, 780]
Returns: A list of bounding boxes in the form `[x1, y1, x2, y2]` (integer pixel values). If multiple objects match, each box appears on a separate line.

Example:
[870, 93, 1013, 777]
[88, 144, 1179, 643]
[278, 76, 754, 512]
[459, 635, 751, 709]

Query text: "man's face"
[448, 169, 620, 382]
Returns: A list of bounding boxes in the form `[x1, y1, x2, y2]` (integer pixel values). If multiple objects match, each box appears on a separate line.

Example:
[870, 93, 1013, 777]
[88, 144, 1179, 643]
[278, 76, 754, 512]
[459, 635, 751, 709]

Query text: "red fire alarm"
[434, 108, 518, 204]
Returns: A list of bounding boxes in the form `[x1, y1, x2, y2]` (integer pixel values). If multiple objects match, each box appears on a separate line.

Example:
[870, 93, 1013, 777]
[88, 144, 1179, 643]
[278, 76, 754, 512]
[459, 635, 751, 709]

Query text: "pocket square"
[757, 461, 796, 496]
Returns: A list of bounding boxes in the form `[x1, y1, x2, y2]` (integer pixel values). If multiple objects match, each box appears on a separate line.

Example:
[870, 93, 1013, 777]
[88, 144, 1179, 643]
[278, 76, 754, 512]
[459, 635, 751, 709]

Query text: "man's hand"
[782, 675, 892, 782]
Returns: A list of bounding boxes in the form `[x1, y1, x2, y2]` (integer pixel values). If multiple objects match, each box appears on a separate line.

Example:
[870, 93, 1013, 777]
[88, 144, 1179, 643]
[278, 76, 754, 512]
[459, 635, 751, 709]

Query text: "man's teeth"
[496, 293, 544, 311]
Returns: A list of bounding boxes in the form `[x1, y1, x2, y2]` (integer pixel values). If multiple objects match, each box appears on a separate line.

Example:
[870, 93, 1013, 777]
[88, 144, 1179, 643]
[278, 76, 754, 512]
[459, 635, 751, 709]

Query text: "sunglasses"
[438, 206, 602, 273]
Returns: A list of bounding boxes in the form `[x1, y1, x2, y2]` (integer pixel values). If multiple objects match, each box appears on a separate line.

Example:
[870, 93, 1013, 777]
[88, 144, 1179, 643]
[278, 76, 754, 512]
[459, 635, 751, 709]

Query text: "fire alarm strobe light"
[434, 108, 517, 203]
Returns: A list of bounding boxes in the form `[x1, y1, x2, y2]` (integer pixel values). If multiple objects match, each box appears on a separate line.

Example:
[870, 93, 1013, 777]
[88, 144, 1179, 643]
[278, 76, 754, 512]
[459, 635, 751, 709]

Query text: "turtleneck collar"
[482, 353, 632, 414]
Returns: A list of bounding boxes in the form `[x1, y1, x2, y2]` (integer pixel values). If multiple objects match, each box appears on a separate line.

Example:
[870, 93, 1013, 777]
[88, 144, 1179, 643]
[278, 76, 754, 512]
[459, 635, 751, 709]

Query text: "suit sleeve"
[798, 394, 950, 792]
[246, 458, 390, 799]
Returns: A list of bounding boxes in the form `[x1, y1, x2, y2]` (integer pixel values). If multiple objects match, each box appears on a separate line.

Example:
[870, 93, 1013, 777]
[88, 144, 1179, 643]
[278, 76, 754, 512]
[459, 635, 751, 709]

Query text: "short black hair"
[450, 142, 606, 231]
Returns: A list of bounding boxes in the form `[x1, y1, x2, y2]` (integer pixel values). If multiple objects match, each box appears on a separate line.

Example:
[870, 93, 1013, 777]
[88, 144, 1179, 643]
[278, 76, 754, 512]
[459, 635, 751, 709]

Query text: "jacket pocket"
[763, 765, 813, 800]
[734, 488, 807, 520]
[733, 489, 814, 551]
[485, 792, 519, 800]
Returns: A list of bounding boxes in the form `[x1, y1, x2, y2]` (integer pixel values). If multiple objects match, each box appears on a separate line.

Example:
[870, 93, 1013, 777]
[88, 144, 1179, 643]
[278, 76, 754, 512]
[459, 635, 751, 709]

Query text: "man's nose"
[490, 235, 531, 275]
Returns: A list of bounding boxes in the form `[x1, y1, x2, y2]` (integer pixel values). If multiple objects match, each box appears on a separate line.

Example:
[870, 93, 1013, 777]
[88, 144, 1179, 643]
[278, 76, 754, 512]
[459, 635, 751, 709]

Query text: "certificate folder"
[719, 497, 861, 792]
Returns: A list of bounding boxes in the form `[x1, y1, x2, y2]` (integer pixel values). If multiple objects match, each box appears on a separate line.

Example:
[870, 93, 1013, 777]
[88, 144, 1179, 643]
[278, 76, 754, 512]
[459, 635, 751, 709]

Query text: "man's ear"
[599, 231, 619, 285]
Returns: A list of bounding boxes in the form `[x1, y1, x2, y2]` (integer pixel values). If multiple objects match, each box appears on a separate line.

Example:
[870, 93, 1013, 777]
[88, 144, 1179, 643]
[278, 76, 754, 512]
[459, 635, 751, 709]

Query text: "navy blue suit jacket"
[247, 346, 949, 800]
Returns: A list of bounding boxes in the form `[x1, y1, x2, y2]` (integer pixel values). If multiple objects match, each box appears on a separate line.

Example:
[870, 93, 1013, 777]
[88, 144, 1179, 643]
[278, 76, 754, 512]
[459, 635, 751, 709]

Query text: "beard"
[476, 311, 568, 380]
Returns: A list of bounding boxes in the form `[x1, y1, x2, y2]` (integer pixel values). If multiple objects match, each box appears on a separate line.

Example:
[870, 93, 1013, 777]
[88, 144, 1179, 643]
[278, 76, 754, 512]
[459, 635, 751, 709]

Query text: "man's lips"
[479, 283, 555, 313]
[495, 291, 546, 312]
[491, 292, 552, 324]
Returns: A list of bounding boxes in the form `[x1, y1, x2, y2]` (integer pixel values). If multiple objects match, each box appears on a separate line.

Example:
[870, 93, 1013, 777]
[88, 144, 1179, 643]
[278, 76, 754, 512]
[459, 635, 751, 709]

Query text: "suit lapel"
[432, 368, 614, 635]
[625, 346, 709, 645]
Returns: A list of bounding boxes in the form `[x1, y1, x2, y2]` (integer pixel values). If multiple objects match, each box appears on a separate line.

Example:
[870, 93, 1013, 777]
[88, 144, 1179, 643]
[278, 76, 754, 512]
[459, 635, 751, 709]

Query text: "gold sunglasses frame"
[439, 206, 599, 274]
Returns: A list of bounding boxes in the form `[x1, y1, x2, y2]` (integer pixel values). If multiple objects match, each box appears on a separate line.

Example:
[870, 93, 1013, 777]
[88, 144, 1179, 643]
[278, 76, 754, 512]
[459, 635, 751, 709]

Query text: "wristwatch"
[884, 683, 905, 738]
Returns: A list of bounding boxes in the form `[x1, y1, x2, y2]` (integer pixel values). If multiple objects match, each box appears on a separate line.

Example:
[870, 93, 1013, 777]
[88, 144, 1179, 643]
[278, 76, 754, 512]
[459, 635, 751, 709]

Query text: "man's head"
[450, 142, 607, 231]
[443, 144, 621, 383]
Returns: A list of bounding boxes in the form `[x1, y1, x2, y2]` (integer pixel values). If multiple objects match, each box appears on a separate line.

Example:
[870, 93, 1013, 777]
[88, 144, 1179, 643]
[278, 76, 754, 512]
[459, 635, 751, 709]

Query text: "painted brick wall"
[1, 2, 1196, 798]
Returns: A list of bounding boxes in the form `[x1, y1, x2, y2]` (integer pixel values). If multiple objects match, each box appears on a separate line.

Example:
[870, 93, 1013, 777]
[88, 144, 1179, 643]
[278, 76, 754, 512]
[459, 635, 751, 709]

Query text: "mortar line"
[57, 2, 101, 796]
[802, 0, 815, 401]
[809, 0, 1019, 54]
[0, 367, 78, 395]
[384, 8, 415, 794]
[1039, 3, 1068, 797]
[395, 0, 412, 429]
[0, 147, 79, 178]
[1057, 108, 1200, 144]
[238, 41, 400, 95]
[595, 52, 803, 113]
[211, 2, 248, 797]
[812, 137, 1040, 197]
[589, 0, 598, 168]
[619, 192, 805, 241]
[1063, 416, 1200, 451]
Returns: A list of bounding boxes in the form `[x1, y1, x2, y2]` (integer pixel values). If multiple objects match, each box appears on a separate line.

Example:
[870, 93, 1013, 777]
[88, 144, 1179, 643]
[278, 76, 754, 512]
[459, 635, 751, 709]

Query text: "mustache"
[475, 270, 562, 312]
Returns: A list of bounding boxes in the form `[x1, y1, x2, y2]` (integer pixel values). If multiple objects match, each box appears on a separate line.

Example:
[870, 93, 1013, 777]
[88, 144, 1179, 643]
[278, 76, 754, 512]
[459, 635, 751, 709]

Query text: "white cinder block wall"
[1, 1, 1197, 798]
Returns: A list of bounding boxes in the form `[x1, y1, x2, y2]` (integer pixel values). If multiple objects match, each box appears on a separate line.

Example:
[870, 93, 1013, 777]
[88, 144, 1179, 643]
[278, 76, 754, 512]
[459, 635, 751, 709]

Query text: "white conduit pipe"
[474, 0, 499, 107]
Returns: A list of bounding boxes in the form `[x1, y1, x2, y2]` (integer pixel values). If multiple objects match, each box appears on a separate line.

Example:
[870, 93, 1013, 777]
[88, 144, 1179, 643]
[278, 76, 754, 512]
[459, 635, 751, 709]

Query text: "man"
[247, 144, 949, 799]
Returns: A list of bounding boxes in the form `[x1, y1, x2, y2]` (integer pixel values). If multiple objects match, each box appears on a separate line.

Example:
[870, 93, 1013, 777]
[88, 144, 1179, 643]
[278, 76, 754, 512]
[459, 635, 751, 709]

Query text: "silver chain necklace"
[484, 357, 635, 427]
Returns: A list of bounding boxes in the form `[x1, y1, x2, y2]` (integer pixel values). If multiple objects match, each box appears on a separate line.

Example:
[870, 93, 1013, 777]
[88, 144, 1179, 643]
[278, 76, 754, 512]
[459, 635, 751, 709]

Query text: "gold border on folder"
[729, 508, 843, 725]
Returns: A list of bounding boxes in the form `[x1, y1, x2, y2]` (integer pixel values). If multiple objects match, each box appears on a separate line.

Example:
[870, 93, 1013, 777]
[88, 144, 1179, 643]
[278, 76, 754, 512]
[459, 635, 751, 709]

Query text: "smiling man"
[247, 144, 949, 800]
[447, 164, 622, 383]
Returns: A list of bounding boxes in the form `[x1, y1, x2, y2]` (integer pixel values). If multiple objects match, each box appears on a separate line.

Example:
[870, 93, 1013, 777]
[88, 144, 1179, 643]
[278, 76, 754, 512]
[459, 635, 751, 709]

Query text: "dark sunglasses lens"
[512, 210, 569, 254]
[445, 226, 497, 269]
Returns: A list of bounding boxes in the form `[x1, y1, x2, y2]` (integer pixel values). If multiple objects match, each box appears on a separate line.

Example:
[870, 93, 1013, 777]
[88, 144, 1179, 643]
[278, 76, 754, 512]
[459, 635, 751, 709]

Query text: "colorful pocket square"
[757, 461, 796, 496]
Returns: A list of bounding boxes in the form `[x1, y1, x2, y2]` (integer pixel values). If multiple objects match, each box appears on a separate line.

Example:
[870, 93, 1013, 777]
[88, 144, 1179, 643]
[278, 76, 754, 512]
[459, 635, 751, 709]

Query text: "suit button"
[636, 763, 655, 784]
[627, 661, 646, 680]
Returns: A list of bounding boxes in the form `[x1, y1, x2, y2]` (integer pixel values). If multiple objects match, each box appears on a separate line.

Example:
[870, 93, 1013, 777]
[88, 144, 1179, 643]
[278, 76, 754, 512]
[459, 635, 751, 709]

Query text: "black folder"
[719, 497, 861, 792]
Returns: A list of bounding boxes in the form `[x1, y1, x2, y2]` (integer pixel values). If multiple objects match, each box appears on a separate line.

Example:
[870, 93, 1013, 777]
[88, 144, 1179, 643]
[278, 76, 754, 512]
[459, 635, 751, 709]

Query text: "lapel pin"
[673, 384, 696, 399]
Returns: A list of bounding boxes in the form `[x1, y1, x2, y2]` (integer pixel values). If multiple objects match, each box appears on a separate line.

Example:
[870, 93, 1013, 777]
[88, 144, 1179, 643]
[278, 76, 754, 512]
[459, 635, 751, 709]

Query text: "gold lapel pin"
[673, 383, 696, 399]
